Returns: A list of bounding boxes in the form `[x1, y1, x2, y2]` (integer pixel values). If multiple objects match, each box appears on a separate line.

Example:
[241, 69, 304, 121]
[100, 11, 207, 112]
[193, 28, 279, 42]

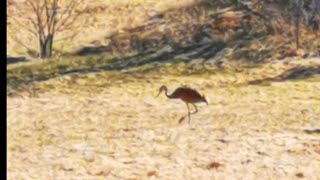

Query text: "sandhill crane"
[156, 85, 208, 124]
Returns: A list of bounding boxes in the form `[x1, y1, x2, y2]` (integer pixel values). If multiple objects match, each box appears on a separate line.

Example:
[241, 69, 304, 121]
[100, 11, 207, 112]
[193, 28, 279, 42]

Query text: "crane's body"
[156, 85, 208, 123]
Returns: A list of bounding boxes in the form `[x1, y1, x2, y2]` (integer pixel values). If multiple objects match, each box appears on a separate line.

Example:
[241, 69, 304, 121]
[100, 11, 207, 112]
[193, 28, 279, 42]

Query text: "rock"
[83, 150, 95, 163]
[157, 45, 173, 54]
[214, 48, 234, 59]
[204, 48, 233, 65]
[189, 58, 204, 66]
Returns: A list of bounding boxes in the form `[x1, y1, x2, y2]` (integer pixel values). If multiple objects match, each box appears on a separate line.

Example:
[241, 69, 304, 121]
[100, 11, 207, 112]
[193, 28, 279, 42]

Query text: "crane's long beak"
[155, 90, 161, 97]
[204, 97, 208, 105]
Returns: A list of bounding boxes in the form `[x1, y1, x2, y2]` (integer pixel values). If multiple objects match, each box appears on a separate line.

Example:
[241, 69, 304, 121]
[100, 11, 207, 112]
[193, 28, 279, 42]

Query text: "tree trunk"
[39, 34, 54, 58]
[295, 0, 302, 50]
[295, 11, 301, 49]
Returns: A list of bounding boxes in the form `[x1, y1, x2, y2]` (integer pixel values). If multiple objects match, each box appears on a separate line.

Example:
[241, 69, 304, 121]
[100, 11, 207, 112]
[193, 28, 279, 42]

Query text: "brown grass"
[7, 58, 320, 179]
[7, 0, 198, 56]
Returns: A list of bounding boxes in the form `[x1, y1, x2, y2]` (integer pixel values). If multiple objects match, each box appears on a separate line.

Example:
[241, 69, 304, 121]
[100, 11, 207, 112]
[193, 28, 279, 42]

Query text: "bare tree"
[285, 0, 319, 49]
[292, 0, 303, 49]
[235, 0, 319, 49]
[8, 0, 90, 58]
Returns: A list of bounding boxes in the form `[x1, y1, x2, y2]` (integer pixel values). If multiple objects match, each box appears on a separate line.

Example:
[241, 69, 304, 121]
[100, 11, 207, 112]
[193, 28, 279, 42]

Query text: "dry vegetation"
[7, 58, 320, 179]
[7, 0, 320, 179]
[7, 0, 199, 56]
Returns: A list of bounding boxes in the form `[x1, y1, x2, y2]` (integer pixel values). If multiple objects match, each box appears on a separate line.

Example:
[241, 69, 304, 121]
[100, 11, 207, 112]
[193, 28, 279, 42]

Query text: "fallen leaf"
[304, 129, 320, 134]
[314, 148, 320, 155]
[147, 170, 158, 177]
[296, 172, 304, 178]
[207, 162, 224, 170]
[59, 165, 74, 172]
[241, 159, 252, 164]
[178, 116, 185, 124]
[216, 139, 229, 144]
[122, 128, 136, 132]
[123, 161, 136, 164]
[257, 151, 268, 156]
[87, 168, 111, 176]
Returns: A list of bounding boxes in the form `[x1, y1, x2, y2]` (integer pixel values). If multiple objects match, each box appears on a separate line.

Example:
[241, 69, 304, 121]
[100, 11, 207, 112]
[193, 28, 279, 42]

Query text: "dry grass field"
[7, 0, 320, 178]
[7, 0, 198, 56]
[7, 58, 320, 179]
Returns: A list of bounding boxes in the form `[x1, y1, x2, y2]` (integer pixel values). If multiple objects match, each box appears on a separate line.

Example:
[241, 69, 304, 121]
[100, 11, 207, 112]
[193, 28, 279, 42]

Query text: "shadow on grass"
[7, 41, 226, 92]
[248, 66, 320, 85]
[105, 41, 225, 71]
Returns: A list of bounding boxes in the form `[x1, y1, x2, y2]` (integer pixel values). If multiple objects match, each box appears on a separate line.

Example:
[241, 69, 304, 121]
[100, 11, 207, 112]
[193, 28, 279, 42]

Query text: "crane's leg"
[191, 104, 198, 115]
[186, 103, 191, 124]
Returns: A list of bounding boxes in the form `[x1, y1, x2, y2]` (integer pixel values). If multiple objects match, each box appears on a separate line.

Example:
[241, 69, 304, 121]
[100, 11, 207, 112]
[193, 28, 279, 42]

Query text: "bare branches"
[236, 0, 269, 21]
[8, 0, 90, 58]
[55, 0, 90, 33]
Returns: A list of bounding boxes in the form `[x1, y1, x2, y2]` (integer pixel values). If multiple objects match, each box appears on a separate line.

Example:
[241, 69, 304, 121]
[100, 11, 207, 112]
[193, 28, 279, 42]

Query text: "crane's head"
[156, 85, 167, 97]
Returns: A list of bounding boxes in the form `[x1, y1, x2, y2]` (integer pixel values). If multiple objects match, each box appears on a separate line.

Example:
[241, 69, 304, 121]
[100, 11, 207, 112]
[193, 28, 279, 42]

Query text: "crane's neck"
[164, 88, 173, 99]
